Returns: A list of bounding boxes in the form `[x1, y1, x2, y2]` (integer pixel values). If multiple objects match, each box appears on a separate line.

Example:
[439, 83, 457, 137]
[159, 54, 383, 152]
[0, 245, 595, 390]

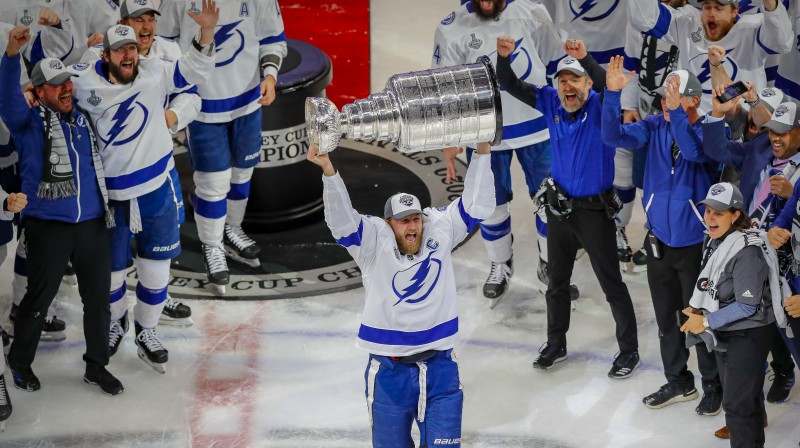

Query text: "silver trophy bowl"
[306, 56, 503, 154]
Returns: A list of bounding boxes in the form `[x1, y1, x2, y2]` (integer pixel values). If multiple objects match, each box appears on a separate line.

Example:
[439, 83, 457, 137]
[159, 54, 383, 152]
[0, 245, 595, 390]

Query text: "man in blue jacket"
[0, 26, 122, 396]
[602, 62, 723, 415]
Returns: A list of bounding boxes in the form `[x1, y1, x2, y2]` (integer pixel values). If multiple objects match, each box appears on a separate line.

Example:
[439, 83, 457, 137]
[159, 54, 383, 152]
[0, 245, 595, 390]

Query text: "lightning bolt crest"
[214, 21, 243, 49]
[103, 92, 140, 146]
[572, 0, 599, 22]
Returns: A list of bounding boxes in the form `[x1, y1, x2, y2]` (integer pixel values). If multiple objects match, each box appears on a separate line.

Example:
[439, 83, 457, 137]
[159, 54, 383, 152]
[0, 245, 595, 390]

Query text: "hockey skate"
[223, 224, 261, 268]
[632, 247, 648, 273]
[484, 257, 513, 309]
[616, 226, 632, 273]
[159, 295, 193, 327]
[134, 323, 168, 374]
[202, 244, 229, 295]
[0, 372, 11, 431]
[8, 305, 66, 342]
[536, 259, 580, 301]
[109, 312, 129, 357]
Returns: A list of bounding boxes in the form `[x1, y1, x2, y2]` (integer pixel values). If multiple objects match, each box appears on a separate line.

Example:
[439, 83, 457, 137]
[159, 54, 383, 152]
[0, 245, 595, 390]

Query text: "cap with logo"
[757, 87, 784, 113]
[30, 58, 75, 88]
[763, 102, 800, 134]
[653, 70, 702, 98]
[384, 193, 423, 219]
[698, 182, 744, 211]
[555, 57, 586, 78]
[103, 24, 140, 51]
[120, 0, 161, 19]
[688, 0, 739, 6]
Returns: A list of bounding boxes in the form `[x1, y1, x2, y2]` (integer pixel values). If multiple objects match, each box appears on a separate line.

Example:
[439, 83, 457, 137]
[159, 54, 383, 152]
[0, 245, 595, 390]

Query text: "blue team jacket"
[602, 90, 715, 247]
[0, 53, 104, 224]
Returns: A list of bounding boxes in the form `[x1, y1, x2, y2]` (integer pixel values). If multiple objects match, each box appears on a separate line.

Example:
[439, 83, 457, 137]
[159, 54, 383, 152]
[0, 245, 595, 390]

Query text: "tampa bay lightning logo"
[98, 92, 149, 147]
[761, 88, 777, 98]
[392, 251, 442, 305]
[399, 194, 414, 206]
[441, 12, 455, 25]
[214, 21, 246, 68]
[569, 0, 621, 23]
[775, 105, 788, 117]
[691, 52, 738, 94]
[710, 185, 725, 196]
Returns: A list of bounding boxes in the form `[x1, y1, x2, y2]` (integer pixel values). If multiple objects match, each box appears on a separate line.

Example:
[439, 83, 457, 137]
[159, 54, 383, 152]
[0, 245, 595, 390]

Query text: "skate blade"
[488, 292, 508, 309]
[158, 315, 194, 327]
[209, 284, 226, 296]
[40, 331, 66, 343]
[137, 348, 166, 374]
[223, 245, 261, 268]
[0, 420, 5, 432]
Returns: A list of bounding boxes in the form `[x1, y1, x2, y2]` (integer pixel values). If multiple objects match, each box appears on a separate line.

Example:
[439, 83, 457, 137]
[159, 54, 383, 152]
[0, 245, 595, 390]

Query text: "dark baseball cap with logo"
[120, 0, 161, 19]
[30, 58, 75, 87]
[384, 193, 423, 219]
[654, 70, 703, 98]
[698, 182, 744, 211]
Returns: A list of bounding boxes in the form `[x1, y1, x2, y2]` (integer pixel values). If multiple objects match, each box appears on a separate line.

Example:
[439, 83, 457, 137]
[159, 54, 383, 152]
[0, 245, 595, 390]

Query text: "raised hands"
[496, 36, 515, 58]
[307, 145, 335, 176]
[6, 26, 30, 57]
[663, 76, 682, 111]
[188, 0, 220, 46]
[38, 8, 61, 27]
[707, 45, 725, 67]
[606, 55, 635, 92]
[563, 39, 587, 60]
[710, 82, 745, 118]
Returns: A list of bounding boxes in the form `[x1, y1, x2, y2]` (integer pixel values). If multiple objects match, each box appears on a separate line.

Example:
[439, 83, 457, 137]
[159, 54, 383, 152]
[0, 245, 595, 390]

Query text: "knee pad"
[134, 257, 171, 290]
[194, 169, 232, 202]
[228, 167, 253, 202]
[481, 202, 510, 226]
[230, 167, 254, 185]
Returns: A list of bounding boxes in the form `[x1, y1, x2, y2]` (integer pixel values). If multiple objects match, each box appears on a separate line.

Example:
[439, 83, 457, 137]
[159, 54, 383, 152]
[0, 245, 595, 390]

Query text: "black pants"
[716, 324, 772, 448]
[769, 323, 795, 375]
[545, 207, 638, 353]
[8, 217, 111, 375]
[646, 241, 721, 392]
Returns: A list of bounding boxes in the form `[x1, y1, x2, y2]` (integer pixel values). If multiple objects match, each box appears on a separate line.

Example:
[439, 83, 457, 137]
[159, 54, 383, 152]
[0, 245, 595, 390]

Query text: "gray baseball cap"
[30, 58, 75, 87]
[103, 24, 140, 51]
[698, 182, 744, 211]
[654, 70, 703, 98]
[555, 57, 587, 78]
[384, 193, 422, 219]
[763, 102, 800, 134]
[120, 0, 161, 19]
[757, 87, 784, 113]
[689, 0, 739, 6]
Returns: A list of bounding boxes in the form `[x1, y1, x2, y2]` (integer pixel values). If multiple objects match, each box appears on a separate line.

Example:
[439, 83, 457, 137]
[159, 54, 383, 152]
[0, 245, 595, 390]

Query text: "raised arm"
[628, 0, 683, 44]
[565, 40, 606, 94]
[495, 36, 540, 109]
[602, 56, 648, 150]
[753, 0, 794, 56]
[0, 27, 34, 132]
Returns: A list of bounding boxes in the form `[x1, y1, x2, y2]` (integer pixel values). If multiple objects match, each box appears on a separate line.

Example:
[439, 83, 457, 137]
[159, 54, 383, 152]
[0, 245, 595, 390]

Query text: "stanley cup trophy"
[305, 56, 503, 154]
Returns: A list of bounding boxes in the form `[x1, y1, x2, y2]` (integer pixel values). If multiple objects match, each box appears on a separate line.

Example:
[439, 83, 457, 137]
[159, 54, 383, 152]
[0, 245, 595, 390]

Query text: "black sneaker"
[11, 366, 41, 392]
[696, 390, 722, 415]
[643, 383, 699, 409]
[532, 343, 567, 370]
[632, 247, 648, 273]
[767, 371, 795, 403]
[84, 367, 124, 396]
[608, 351, 640, 379]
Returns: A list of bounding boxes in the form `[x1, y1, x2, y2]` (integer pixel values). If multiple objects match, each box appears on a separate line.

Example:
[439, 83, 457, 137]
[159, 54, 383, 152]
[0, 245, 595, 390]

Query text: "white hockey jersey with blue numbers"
[157, 0, 287, 123]
[433, 0, 565, 150]
[69, 45, 214, 200]
[323, 154, 495, 356]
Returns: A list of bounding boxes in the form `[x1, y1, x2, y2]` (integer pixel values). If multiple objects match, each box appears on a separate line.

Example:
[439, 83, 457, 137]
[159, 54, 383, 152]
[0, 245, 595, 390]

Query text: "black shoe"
[643, 383, 699, 409]
[632, 247, 648, 272]
[84, 367, 124, 396]
[767, 371, 795, 403]
[608, 351, 640, 379]
[696, 390, 722, 415]
[532, 343, 567, 370]
[484, 258, 513, 299]
[11, 366, 41, 392]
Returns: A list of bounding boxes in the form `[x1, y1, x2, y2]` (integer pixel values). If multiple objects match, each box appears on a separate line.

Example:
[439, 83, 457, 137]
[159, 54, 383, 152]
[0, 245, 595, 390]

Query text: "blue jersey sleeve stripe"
[766, 66, 800, 100]
[647, 3, 672, 39]
[110, 284, 127, 303]
[358, 317, 458, 346]
[457, 198, 482, 232]
[200, 85, 261, 113]
[193, 193, 227, 219]
[227, 181, 251, 201]
[755, 27, 780, 56]
[105, 152, 172, 191]
[335, 220, 364, 247]
[135, 283, 168, 305]
[172, 63, 191, 89]
[502, 116, 547, 140]
[259, 31, 287, 46]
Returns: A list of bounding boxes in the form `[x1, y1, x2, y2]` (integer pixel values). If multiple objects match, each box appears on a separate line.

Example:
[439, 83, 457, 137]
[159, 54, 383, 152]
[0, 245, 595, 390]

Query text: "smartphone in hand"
[718, 81, 749, 103]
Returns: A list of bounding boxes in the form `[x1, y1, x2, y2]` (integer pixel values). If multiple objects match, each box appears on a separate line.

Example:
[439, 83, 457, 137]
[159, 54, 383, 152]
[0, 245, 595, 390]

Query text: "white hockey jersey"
[69, 46, 214, 200]
[81, 36, 201, 133]
[621, 19, 680, 117]
[323, 154, 495, 356]
[157, 0, 287, 123]
[536, 0, 628, 65]
[629, 0, 794, 113]
[433, 1, 564, 150]
[765, 0, 799, 102]
[0, 0, 120, 66]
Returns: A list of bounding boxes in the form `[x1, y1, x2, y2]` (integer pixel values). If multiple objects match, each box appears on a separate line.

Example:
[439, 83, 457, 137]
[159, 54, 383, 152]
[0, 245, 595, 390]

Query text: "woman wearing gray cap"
[682, 182, 787, 448]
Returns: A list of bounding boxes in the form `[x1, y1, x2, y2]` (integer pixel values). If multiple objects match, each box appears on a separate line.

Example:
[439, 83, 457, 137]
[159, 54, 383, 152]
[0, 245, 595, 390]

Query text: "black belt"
[571, 193, 605, 210]
[390, 349, 438, 363]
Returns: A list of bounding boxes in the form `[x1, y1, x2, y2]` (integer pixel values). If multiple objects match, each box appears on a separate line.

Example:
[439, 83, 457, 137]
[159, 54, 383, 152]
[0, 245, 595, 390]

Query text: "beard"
[109, 59, 139, 84]
[472, 0, 503, 21]
[668, 0, 686, 7]
[395, 232, 422, 255]
[558, 87, 588, 113]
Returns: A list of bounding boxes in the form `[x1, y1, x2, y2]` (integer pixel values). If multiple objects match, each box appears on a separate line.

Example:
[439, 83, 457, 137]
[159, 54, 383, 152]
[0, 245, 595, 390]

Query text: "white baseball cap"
[555, 57, 586, 78]
[103, 25, 140, 51]
[30, 58, 75, 87]
[653, 70, 702, 98]
[757, 87, 785, 113]
[120, 0, 161, 19]
[384, 193, 422, 219]
[763, 102, 800, 134]
[698, 182, 744, 211]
